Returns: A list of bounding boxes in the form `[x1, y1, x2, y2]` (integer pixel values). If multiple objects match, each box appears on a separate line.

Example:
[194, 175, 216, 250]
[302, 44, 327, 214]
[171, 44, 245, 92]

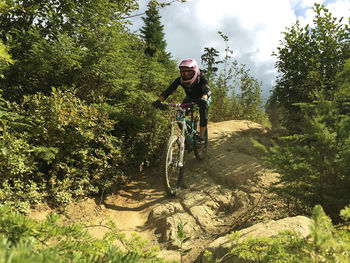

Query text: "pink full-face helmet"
[179, 59, 200, 87]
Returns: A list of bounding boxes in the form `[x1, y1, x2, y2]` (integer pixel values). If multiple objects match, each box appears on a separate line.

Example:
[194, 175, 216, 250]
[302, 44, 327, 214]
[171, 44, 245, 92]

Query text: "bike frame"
[160, 101, 207, 196]
[166, 102, 199, 167]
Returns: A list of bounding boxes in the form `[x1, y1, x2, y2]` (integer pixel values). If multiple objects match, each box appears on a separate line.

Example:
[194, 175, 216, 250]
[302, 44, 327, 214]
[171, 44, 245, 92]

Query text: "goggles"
[180, 69, 195, 80]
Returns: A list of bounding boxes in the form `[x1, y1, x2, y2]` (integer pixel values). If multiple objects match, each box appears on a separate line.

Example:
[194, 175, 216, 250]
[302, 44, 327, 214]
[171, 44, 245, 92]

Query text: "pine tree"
[140, 0, 170, 63]
[262, 60, 350, 221]
[235, 64, 264, 123]
[271, 4, 350, 131]
[201, 47, 221, 82]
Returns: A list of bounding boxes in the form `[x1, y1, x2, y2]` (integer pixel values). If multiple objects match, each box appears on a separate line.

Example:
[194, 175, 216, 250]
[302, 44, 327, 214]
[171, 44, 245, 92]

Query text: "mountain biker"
[152, 58, 211, 144]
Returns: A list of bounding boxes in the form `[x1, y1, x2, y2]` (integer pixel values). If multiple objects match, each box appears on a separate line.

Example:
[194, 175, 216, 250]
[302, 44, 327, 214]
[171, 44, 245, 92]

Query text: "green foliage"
[0, 205, 169, 263]
[0, 89, 124, 210]
[101, 52, 178, 168]
[0, 88, 27, 133]
[0, 40, 12, 76]
[210, 61, 265, 123]
[259, 60, 350, 220]
[308, 205, 340, 262]
[140, 0, 171, 63]
[201, 47, 221, 82]
[234, 64, 265, 123]
[0, 132, 39, 213]
[301, 205, 350, 262]
[0, 0, 180, 171]
[271, 3, 350, 131]
[0, 0, 140, 102]
[207, 205, 350, 263]
[0, 0, 13, 77]
[229, 231, 305, 262]
[175, 219, 192, 262]
[0, 89, 40, 212]
[203, 32, 266, 124]
[105, 93, 170, 169]
[265, 97, 283, 129]
[0, 0, 183, 213]
[210, 71, 237, 122]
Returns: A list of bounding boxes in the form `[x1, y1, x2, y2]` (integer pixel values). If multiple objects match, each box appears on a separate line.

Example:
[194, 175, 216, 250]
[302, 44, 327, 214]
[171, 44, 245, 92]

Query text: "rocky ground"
[28, 120, 292, 263]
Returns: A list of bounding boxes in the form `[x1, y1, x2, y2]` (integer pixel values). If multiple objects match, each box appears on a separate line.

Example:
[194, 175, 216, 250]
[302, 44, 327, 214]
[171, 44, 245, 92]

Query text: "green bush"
[101, 56, 180, 169]
[0, 89, 125, 210]
[206, 205, 350, 263]
[105, 99, 170, 169]
[0, 93, 40, 211]
[256, 60, 350, 220]
[0, 205, 169, 263]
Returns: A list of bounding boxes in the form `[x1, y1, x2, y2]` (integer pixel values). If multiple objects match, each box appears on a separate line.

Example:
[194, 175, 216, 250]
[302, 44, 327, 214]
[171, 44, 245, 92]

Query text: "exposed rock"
[148, 185, 237, 242]
[202, 215, 312, 262]
[28, 120, 291, 263]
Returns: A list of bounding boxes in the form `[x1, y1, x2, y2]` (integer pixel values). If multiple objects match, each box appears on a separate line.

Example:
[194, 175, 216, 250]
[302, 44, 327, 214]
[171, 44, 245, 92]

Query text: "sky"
[128, 0, 350, 99]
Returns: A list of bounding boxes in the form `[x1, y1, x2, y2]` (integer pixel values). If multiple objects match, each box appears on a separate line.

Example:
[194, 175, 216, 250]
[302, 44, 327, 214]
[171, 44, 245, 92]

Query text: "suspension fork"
[169, 109, 186, 167]
[177, 117, 186, 167]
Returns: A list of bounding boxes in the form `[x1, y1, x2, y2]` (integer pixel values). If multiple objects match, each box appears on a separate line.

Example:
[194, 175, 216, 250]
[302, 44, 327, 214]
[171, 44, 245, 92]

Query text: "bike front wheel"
[162, 135, 184, 196]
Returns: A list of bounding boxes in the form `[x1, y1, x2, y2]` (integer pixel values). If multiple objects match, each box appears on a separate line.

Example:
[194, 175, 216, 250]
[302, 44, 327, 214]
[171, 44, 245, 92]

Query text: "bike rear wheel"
[162, 135, 184, 196]
[194, 116, 208, 160]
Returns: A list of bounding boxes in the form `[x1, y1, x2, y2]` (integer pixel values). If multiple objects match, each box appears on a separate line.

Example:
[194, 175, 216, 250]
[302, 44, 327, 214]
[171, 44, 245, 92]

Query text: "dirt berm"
[28, 120, 297, 262]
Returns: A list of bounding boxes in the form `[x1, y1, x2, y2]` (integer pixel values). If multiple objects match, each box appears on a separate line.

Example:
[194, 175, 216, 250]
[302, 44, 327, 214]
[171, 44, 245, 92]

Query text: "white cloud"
[297, 6, 315, 26]
[298, 0, 350, 27]
[328, 0, 350, 23]
[163, 0, 297, 65]
[295, 0, 324, 8]
[129, 0, 349, 98]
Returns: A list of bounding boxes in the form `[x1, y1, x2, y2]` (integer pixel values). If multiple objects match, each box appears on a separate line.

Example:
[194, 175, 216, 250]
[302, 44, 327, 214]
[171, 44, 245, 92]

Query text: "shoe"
[170, 187, 179, 195]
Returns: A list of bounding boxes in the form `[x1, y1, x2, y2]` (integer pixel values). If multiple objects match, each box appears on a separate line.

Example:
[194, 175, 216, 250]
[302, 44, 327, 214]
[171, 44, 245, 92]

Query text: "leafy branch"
[175, 219, 192, 263]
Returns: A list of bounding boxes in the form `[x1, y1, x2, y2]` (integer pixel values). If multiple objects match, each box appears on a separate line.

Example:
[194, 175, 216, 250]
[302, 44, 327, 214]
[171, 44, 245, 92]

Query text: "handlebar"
[166, 102, 197, 108]
[153, 98, 207, 110]
[160, 102, 199, 111]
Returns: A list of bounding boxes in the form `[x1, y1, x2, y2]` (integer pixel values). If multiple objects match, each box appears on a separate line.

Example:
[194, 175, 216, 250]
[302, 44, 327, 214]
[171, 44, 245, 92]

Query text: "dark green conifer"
[140, 1, 170, 63]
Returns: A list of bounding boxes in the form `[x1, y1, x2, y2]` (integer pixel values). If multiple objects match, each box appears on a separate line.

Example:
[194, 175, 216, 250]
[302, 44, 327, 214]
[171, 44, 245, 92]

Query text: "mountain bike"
[159, 102, 208, 196]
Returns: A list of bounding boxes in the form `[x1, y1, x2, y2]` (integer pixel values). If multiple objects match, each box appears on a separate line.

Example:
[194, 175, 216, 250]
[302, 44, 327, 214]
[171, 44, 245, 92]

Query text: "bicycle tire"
[194, 116, 208, 160]
[162, 135, 184, 196]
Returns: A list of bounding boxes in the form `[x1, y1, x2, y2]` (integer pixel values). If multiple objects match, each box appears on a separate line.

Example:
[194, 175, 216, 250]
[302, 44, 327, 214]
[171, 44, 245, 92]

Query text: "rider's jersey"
[160, 71, 211, 101]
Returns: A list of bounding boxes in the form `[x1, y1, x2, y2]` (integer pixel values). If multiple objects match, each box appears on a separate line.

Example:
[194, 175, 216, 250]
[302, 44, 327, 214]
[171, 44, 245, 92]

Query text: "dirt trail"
[28, 120, 285, 262]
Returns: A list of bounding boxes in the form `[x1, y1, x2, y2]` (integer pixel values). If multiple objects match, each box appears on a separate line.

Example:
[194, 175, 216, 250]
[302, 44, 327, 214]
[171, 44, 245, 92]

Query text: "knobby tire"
[162, 135, 184, 196]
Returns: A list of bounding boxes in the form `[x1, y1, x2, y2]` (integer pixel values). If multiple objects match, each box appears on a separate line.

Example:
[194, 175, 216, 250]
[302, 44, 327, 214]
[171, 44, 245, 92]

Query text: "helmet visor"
[180, 69, 195, 80]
